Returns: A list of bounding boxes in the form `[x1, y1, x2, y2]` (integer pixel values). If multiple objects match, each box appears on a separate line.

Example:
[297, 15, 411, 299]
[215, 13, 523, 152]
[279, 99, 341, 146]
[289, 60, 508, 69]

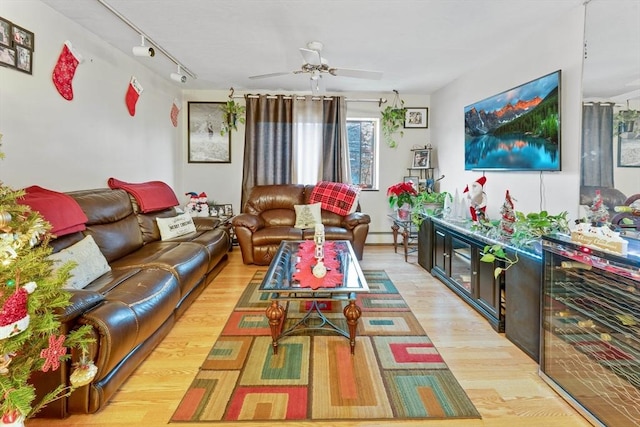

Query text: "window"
[346, 118, 378, 190]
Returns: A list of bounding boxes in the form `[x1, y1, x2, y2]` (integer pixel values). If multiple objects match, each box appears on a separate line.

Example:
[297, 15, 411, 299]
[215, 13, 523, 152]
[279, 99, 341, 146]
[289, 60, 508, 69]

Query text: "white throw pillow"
[156, 213, 197, 240]
[49, 235, 111, 290]
[294, 203, 322, 229]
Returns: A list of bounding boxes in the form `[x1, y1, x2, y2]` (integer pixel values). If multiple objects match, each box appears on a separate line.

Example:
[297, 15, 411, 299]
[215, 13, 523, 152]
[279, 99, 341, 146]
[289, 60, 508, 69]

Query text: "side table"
[388, 215, 418, 262]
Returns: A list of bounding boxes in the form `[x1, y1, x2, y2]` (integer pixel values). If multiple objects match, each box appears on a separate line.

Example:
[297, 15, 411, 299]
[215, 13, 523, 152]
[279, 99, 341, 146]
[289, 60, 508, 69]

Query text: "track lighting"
[132, 35, 155, 57]
[170, 65, 187, 83]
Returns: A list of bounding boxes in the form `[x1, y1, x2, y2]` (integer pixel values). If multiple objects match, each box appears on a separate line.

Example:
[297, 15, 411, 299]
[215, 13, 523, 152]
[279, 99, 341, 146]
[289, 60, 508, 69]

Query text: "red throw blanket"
[19, 186, 88, 237]
[309, 181, 360, 216]
[107, 178, 179, 213]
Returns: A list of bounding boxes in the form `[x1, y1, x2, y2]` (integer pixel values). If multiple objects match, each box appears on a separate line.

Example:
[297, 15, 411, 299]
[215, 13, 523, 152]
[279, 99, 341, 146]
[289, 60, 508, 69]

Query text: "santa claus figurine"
[463, 176, 487, 222]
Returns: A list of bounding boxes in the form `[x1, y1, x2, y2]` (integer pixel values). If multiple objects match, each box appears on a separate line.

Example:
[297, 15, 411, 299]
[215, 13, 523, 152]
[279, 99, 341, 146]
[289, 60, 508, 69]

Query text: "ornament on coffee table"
[312, 223, 327, 278]
[463, 176, 487, 222]
[500, 190, 516, 236]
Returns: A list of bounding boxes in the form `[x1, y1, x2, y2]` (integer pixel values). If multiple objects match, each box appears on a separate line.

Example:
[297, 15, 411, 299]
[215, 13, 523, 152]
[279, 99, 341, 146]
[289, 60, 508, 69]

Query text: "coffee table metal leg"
[266, 300, 285, 354]
[343, 299, 362, 355]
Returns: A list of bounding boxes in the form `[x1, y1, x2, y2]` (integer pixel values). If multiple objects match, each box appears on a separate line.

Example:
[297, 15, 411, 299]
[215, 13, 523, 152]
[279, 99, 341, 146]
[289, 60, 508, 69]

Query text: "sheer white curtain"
[292, 96, 324, 184]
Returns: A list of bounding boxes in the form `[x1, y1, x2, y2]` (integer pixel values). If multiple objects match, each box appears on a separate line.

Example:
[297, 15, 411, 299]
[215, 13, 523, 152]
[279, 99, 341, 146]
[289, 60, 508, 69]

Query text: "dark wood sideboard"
[418, 216, 542, 361]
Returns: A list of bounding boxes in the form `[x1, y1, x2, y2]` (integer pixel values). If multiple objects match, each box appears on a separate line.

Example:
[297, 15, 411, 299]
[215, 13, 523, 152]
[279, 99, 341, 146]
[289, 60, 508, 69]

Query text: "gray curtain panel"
[581, 103, 614, 187]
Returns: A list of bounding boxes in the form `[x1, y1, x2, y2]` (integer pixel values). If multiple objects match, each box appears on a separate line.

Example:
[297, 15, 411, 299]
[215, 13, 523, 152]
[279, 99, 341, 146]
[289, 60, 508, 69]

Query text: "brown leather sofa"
[32, 188, 231, 417]
[231, 184, 370, 265]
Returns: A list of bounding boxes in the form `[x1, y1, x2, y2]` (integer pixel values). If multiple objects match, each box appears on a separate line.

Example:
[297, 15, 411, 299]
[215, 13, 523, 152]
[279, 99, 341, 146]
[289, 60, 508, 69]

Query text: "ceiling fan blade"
[299, 48, 322, 66]
[248, 71, 292, 80]
[329, 68, 383, 80]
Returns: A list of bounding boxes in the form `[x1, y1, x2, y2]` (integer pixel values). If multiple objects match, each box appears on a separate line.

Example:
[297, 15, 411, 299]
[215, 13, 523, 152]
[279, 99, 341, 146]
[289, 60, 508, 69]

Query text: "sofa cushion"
[294, 203, 322, 229]
[309, 181, 360, 216]
[156, 213, 197, 240]
[49, 235, 111, 289]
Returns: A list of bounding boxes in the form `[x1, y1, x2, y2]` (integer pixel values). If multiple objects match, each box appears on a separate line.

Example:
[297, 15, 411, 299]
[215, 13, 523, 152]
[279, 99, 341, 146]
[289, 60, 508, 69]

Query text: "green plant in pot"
[411, 191, 452, 226]
[381, 91, 406, 148]
[220, 99, 246, 136]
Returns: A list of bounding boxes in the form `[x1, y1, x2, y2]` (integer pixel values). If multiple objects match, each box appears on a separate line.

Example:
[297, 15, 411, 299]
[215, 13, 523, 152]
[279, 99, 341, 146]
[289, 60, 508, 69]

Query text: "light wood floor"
[27, 246, 592, 427]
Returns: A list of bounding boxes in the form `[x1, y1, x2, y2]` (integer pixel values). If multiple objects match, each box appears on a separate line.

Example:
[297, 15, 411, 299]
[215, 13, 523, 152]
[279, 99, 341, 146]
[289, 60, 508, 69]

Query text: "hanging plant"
[381, 90, 406, 148]
[220, 89, 246, 136]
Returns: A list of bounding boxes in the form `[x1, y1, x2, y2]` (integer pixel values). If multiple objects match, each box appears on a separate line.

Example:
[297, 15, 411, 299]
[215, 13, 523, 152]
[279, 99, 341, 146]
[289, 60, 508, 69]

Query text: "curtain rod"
[95, 0, 197, 79]
[234, 94, 387, 105]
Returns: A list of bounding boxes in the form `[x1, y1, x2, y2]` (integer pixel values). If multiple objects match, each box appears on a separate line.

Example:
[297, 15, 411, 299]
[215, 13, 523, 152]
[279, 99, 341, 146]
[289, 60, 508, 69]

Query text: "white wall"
[431, 4, 585, 222]
[1, 1, 588, 245]
[0, 1, 183, 192]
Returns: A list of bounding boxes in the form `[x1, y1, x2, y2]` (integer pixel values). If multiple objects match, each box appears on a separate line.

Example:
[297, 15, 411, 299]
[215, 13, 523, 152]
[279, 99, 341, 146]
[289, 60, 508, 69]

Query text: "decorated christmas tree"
[0, 135, 94, 425]
[499, 190, 516, 237]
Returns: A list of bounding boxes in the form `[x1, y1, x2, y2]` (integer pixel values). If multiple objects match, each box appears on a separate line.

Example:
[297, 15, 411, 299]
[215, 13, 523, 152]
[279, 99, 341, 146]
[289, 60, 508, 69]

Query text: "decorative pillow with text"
[156, 213, 197, 240]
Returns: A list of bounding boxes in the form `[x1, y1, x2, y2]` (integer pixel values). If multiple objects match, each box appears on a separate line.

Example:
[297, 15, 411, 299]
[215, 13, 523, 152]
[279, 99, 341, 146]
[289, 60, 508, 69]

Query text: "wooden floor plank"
[27, 246, 592, 427]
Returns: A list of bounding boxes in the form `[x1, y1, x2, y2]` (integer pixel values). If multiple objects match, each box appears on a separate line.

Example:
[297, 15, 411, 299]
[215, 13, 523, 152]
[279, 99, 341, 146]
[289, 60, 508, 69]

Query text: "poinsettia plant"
[387, 182, 418, 209]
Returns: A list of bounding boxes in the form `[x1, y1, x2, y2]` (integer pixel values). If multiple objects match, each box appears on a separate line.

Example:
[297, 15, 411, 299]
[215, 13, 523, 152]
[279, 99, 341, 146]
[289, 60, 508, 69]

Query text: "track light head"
[132, 45, 155, 57]
[170, 72, 187, 83]
[132, 35, 155, 57]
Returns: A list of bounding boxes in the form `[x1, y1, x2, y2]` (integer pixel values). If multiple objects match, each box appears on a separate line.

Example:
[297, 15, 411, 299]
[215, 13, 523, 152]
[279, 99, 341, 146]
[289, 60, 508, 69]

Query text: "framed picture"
[403, 176, 420, 190]
[411, 149, 431, 169]
[404, 107, 428, 128]
[0, 45, 15, 68]
[0, 17, 12, 48]
[11, 23, 34, 50]
[187, 102, 231, 163]
[211, 204, 233, 219]
[617, 118, 640, 167]
[15, 45, 31, 74]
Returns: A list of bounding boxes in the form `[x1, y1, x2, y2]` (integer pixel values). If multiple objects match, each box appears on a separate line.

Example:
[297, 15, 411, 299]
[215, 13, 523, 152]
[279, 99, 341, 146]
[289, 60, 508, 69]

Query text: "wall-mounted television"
[464, 70, 561, 171]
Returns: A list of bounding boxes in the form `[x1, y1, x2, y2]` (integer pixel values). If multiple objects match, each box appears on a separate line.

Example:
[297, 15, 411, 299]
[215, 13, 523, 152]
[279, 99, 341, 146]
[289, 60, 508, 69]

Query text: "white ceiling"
[40, 0, 638, 100]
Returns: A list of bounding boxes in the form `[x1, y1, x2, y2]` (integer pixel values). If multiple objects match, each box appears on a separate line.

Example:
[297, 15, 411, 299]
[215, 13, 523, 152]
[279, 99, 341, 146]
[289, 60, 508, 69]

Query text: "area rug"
[171, 270, 481, 422]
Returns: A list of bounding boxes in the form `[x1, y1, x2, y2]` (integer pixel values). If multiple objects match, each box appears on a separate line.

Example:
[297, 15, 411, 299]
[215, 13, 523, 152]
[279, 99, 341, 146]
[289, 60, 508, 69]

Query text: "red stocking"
[52, 41, 83, 101]
[125, 76, 143, 116]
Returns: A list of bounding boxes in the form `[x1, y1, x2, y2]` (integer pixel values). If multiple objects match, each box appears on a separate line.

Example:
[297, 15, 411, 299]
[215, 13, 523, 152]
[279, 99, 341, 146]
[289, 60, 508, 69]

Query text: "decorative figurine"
[463, 176, 487, 222]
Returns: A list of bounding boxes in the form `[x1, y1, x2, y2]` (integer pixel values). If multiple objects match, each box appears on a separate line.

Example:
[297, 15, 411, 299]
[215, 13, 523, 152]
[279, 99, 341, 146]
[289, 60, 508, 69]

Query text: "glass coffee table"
[258, 240, 369, 355]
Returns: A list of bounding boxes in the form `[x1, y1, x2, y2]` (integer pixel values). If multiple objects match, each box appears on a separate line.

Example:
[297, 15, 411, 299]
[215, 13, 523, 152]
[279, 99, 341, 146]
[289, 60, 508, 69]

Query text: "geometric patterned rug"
[170, 270, 481, 422]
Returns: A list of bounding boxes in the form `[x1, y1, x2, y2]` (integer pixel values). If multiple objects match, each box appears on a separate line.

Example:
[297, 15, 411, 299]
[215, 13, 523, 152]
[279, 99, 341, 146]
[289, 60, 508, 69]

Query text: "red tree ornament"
[40, 334, 67, 372]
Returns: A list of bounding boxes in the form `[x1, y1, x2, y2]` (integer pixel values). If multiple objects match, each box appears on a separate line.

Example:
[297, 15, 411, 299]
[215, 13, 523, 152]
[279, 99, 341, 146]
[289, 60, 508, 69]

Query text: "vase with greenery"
[219, 99, 246, 136]
[381, 92, 406, 148]
[411, 191, 453, 226]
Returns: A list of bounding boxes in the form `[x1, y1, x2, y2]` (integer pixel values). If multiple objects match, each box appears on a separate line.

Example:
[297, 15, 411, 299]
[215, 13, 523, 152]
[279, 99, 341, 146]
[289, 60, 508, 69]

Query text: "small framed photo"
[187, 102, 231, 163]
[0, 17, 12, 48]
[15, 45, 31, 74]
[0, 45, 16, 68]
[11, 23, 34, 50]
[412, 149, 431, 168]
[212, 204, 233, 219]
[404, 107, 428, 128]
[403, 176, 420, 191]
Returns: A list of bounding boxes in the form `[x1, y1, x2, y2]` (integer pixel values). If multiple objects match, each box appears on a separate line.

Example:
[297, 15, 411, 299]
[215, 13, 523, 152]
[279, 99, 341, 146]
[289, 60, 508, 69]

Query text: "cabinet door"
[450, 236, 472, 295]
[433, 228, 448, 275]
[475, 245, 502, 319]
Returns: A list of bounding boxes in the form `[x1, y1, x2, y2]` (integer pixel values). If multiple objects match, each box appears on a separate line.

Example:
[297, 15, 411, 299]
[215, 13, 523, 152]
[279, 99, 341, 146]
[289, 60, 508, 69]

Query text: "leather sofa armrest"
[59, 289, 105, 323]
[232, 213, 264, 233]
[342, 212, 371, 230]
[191, 216, 220, 231]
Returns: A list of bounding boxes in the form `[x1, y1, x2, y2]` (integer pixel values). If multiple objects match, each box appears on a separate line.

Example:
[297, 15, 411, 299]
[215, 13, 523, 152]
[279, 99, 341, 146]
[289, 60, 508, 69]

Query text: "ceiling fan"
[249, 41, 383, 92]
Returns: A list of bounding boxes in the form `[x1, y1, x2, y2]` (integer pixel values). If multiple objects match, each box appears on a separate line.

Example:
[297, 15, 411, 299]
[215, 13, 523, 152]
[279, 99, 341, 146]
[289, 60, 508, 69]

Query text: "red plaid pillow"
[309, 181, 360, 216]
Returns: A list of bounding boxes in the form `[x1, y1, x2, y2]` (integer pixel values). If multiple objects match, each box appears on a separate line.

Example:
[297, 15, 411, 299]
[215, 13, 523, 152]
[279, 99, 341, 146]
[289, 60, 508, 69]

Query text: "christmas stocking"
[170, 98, 181, 127]
[125, 76, 143, 116]
[52, 41, 83, 101]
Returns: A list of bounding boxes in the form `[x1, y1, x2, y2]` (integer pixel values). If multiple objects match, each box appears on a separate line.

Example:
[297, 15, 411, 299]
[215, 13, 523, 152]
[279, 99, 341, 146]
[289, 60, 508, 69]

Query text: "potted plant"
[387, 181, 418, 220]
[381, 91, 406, 148]
[411, 191, 452, 226]
[219, 99, 246, 136]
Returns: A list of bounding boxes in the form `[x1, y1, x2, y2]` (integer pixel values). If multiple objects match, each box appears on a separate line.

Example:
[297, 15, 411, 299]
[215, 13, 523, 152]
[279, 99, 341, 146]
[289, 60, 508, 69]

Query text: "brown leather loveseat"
[231, 184, 370, 265]
[31, 188, 231, 417]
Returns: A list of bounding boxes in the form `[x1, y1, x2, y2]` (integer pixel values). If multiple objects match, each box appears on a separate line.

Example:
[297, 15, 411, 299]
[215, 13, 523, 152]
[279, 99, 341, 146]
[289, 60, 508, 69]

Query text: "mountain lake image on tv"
[465, 70, 561, 171]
